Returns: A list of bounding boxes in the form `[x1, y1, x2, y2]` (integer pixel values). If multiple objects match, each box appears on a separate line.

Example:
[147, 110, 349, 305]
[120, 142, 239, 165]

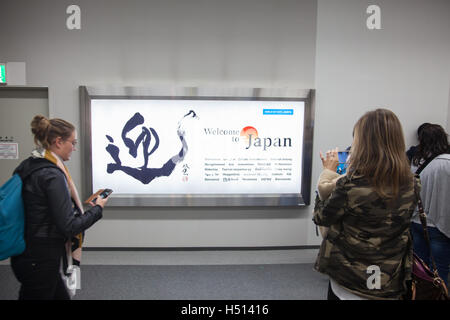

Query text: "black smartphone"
[93, 189, 113, 202]
[99, 188, 113, 198]
[337, 151, 349, 174]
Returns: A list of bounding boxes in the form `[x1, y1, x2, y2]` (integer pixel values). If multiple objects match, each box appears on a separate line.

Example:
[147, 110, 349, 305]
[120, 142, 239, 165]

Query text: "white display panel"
[90, 99, 305, 196]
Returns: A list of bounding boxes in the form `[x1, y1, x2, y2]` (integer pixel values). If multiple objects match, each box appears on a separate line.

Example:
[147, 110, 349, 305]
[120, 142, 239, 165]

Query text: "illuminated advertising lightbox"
[81, 87, 314, 206]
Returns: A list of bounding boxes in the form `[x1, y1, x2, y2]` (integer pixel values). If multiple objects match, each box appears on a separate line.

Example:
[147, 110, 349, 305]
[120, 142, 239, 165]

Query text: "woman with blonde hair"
[313, 108, 419, 300]
[10, 115, 108, 300]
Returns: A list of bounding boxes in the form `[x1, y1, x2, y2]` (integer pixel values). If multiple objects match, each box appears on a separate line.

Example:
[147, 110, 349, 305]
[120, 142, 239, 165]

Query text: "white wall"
[311, 0, 450, 243]
[315, 0, 450, 147]
[1, 0, 449, 247]
[448, 86, 450, 132]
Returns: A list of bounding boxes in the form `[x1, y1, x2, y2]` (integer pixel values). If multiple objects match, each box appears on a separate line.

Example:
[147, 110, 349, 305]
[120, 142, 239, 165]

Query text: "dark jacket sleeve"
[43, 168, 103, 239]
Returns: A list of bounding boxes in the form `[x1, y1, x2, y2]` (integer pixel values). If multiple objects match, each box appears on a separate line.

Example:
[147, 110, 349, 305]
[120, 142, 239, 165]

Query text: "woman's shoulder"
[34, 165, 66, 183]
[422, 154, 450, 173]
[335, 173, 368, 188]
[435, 153, 450, 161]
[39, 166, 64, 175]
[337, 175, 381, 204]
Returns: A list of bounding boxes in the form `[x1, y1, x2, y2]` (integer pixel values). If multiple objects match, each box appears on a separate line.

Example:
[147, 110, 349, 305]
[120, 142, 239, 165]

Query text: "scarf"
[31, 148, 84, 265]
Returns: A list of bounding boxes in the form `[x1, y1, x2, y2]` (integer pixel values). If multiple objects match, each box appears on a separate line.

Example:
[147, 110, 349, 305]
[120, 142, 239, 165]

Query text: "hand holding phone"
[92, 194, 109, 208]
[85, 188, 113, 208]
[94, 189, 113, 202]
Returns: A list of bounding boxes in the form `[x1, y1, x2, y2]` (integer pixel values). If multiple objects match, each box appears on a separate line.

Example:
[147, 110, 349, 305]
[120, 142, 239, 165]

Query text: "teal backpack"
[0, 174, 26, 260]
[0, 159, 53, 261]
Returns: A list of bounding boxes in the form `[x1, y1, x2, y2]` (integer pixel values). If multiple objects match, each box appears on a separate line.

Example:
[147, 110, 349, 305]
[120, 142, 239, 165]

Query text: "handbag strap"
[415, 154, 438, 175]
[413, 175, 439, 274]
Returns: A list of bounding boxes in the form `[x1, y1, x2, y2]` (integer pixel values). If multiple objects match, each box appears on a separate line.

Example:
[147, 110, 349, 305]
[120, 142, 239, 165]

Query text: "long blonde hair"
[348, 108, 413, 198]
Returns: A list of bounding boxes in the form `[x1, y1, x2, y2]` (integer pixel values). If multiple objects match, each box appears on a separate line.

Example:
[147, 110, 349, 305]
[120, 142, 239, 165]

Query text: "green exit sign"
[0, 64, 6, 84]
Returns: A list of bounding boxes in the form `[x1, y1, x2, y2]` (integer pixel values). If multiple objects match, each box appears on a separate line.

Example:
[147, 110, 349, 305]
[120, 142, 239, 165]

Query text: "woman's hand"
[89, 195, 109, 208]
[320, 147, 339, 172]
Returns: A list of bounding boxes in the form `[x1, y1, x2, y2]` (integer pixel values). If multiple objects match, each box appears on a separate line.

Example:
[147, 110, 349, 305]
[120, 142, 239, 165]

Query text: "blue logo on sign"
[263, 109, 293, 115]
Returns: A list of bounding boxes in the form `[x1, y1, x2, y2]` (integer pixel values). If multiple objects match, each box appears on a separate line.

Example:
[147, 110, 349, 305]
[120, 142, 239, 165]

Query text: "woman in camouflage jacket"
[313, 109, 420, 300]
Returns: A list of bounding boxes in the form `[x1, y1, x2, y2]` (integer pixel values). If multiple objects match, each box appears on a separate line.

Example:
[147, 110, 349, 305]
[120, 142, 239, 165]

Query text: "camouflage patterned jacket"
[313, 173, 420, 299]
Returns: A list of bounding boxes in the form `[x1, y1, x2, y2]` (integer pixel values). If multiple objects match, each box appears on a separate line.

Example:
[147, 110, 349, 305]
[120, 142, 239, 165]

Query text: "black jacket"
[14, 157, 102, 242]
